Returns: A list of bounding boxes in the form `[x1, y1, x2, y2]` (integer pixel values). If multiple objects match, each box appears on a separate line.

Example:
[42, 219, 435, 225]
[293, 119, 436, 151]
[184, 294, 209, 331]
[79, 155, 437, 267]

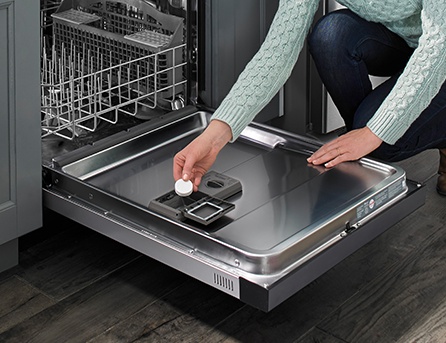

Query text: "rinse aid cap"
[175, 179, 193, 197]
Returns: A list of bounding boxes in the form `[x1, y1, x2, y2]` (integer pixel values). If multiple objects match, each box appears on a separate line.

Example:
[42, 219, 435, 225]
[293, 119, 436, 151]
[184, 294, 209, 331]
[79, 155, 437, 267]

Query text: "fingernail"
[182, 174, 189, 181]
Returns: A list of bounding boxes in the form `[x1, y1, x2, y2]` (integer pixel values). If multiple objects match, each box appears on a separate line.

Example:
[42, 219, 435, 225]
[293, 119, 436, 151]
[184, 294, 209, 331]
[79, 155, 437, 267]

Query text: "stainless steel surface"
[61, 112, 207, 180]
[48, 111, 408, 278]
[43, 175, 425, 312]
[43, 188, 241, 298]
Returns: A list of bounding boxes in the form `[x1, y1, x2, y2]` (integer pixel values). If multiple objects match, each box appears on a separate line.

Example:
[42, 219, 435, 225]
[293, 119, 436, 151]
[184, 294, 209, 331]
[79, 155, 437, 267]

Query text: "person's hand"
[173, 120, 232, 191]
[307, 127, 383, 168]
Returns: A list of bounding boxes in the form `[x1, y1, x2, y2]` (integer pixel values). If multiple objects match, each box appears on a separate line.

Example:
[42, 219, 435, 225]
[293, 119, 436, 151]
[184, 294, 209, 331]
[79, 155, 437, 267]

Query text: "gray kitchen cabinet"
[0, 0, 42, 272]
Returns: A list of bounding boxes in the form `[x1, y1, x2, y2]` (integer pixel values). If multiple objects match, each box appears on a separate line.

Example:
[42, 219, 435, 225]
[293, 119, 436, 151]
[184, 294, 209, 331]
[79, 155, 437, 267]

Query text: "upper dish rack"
[41, 0, 186, 140]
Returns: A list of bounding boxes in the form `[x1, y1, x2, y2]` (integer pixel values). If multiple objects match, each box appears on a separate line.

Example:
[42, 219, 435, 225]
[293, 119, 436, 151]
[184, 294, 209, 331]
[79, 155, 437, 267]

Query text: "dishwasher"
[39, 0, 426, 311]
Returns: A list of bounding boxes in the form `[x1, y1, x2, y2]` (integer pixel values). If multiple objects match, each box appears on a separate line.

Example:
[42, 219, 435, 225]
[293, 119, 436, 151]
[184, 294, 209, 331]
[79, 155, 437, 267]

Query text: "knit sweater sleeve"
[367, 0, 446, 144]
[210, 0, 320, 142]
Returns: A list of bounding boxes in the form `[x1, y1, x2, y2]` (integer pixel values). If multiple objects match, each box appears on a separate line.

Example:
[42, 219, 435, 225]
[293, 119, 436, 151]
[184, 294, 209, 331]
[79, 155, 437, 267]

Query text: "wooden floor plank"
[18, 208, 80, 254]
[0, 276, 56, 334]
[293, 328, 347, 343]
[395, 149, 439, 184]
[17, 226, 142, 301]
[0, 208, 78, 284]
[396, 298, 446, 343]
[89, 278, 243, 343]
[87, 300, 181, 343]
[136, 280, 245, 343]
[0, 256, 190, 343]
[316, 193, 446, 342]
[423, 180, 446, 222]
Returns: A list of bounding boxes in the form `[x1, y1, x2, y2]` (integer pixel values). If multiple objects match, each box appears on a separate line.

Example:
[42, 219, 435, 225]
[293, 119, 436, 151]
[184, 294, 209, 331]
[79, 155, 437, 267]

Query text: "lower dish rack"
[40, 0, 187, 140]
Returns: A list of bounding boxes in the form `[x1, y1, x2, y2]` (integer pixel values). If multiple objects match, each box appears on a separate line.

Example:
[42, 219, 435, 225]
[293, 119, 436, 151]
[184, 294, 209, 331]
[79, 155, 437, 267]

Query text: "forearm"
[211, 0, 320, 142]
[202, 120, 233, 151]
[367, 1, 446, 144]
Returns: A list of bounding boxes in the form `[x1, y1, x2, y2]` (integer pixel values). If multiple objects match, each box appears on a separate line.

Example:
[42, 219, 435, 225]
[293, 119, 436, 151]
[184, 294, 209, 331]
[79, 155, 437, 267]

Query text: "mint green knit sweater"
[211, 0, 446, 145]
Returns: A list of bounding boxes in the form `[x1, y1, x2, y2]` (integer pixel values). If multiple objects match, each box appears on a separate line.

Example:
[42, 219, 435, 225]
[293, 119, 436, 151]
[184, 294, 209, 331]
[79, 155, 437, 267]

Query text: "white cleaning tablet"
[175, 179, 193, 197]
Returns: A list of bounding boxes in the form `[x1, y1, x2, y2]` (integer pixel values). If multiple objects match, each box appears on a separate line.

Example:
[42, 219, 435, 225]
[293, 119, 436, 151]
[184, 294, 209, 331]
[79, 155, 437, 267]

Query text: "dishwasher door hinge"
[42, 168, 53, 189]
[342, 221, 360, 236]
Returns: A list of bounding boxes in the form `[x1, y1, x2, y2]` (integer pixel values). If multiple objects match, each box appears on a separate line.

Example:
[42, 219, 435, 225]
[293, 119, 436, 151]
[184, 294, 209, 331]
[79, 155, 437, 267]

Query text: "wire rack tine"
[41, 0, 186, 140]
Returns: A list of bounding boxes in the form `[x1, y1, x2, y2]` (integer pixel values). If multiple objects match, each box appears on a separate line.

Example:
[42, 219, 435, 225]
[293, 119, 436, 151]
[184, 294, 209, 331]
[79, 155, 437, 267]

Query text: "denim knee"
[308, 9, 359, 60]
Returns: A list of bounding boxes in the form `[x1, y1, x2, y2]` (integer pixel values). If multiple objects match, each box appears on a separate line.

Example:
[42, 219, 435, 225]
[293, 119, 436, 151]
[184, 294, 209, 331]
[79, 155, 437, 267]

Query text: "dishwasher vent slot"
[213, 273, 234, 292]
[40, 0, 186, 140]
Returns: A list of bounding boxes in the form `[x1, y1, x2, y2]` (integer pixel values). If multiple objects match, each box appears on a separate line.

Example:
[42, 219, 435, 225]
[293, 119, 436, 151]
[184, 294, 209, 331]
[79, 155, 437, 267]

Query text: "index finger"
[173, 153, 185, 181]
[308, 141, 334, 162]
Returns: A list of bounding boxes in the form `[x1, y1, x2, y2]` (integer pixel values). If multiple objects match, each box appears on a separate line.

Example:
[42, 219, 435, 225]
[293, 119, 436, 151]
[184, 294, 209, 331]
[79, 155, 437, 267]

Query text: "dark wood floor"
[1, 149, 445, 343]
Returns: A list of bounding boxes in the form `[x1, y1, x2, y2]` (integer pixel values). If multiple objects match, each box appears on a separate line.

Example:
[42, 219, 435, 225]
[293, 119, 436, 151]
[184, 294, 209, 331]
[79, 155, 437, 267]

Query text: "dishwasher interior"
[40, 0, 426, 311]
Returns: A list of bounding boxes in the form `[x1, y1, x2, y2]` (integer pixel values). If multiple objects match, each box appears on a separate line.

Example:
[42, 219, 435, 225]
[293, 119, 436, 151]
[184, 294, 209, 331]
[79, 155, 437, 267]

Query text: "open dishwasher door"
[42, 108, 426, 312]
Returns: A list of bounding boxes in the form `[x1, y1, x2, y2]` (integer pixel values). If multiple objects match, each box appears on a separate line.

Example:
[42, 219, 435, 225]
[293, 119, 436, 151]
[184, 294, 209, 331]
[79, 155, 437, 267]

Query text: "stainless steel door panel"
[43, 178, 425, 312]
[45, 110, 409, 278]
[238, 180, 425, 311]
[42, 109, 424, 311]
[211, 157, 405, 274]
[221, 149, 324, 221]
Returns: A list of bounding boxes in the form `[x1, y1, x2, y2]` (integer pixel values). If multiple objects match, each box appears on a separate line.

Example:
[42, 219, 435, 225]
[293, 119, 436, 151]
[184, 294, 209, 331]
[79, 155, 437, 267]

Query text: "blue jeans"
[308, 9, 446, 162]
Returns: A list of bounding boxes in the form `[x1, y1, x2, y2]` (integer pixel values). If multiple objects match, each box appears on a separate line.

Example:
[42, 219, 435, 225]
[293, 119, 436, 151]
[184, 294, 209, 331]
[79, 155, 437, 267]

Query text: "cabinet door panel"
[14, 0, 42, 236]
[0, 0, 41, 245]
[0, 1, 17, 243]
